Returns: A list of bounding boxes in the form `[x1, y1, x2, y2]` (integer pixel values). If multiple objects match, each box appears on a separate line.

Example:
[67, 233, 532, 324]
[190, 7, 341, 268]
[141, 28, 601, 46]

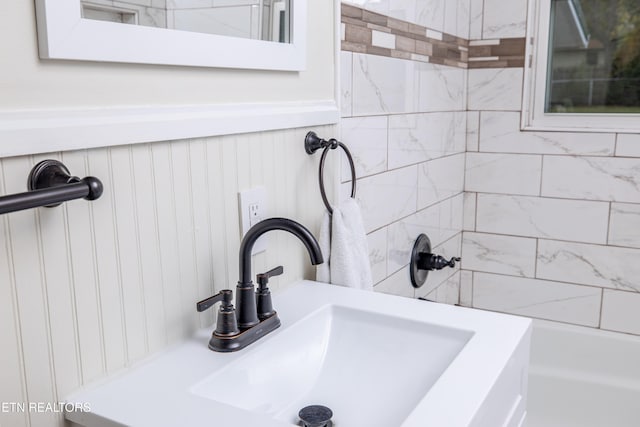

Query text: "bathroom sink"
[191, 305, 472, 426]
[64, 281, 531, 427]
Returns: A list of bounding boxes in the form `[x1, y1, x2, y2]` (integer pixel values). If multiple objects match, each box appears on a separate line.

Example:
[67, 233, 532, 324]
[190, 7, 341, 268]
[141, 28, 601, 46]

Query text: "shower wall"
[461, 0, 640, 336]
[340, 1, 470, 301]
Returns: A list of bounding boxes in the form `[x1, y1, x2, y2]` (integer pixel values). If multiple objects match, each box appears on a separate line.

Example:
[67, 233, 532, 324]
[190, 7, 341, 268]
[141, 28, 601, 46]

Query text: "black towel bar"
[0, 160, 103, 215]
[304, 131, 356, 214]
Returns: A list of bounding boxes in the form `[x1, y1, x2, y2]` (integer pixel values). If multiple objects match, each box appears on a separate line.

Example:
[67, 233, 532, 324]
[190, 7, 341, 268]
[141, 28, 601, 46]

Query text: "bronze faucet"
[196, 218, 323, 352]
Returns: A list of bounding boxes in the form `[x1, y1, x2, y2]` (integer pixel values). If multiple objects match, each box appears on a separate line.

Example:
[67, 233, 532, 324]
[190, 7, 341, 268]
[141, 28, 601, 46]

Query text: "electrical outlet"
[238, 187, 268, 254]
[249, 203, 261, 227]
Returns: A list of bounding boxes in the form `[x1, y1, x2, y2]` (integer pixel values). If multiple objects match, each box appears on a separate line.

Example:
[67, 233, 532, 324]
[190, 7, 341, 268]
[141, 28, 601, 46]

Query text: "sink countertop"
[65, 281, 531, 427]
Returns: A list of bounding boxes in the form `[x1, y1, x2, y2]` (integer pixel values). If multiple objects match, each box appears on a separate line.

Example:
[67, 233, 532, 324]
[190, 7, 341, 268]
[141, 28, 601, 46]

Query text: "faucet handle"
[196, 289, 233, 312]
[256, 266, 283, 320]
[446, 256, 461, 268]
[257, 265, 284, 289]
[196, 290, 239, 337]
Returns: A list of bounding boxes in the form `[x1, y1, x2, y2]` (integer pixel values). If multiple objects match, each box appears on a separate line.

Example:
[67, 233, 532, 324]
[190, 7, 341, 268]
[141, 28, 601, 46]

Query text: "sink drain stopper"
[298, 405, 333, 427]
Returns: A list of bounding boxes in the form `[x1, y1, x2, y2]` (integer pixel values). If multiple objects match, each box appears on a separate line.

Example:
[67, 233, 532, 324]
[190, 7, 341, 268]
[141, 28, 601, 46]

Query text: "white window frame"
[34, 0, 306, 71]
[522, 0, 640, 133]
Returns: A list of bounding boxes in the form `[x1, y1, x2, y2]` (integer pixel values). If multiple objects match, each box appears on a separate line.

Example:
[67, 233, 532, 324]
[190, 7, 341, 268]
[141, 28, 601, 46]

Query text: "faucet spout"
[238, 217, 323, 286]
[235, 217, 323, 329]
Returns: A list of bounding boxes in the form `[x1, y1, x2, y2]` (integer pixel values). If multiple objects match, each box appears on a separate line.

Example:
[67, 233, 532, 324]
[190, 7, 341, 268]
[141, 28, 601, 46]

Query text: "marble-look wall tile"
[387, 195, 463, 273]
[601, 290, 640, 335]
[476, 194, 609, 244]
[465, 152, 542, 196]
[348, 0, 418, 25]
[432, 193, 464, 247]
[479, 112, 616, 155]
[352, 53, 418, 116]
[609, 203, 640, 249]
[468, 0, 483, 39]
[388, 112, 465, 168]
[473, 273, 601, 327]
[374, 265, 415, 298]
[537, 239, 640, 292]
[541, 156, 640, 203]
[341, 51, 353, 117]
[482, 0, 527, 38]
[616, 134, 640, 157]
[443, 0, 464, 38]
[462, 232, 537, 277]
[443, 0, 456, 36]
[467, 68, 523, 111]
[418, 153, 465, 209]
[424, 271, 461, 304]
[466, 111, 480, 152]
[345, 165, 418, 233]
[459, 270, 473, 307]
[340, 116, 388, 181]
[456, 0, 470, 40]
[367, 227, 388, 284]
[389, 0, 419, 23]
[463, 192, 476, 231]
[417, 63, 466, 112]
[415, 0, 445, 32]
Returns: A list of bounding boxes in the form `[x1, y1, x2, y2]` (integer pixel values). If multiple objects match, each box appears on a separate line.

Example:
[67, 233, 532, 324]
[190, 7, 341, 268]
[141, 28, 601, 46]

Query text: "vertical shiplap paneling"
[151, 141, 185, 343]
[85, 148, 127, 374]
[281, 128, 304, 281]
[260, 131, 281, 289]
[3, 155, 57, 427]
[270, 131, 288, 290]
[221, 136, 241, 292]
[130, 143, 167, 353]
[33, 152, 82, 399]
[0, 159, 29, 427]
[169, 141, 200, 335]
[110, 146, 149, 362]
[188, 139, 215, 328]
[247, 132, 267, 278]
[203, 139, 229, 298]
[62, 150, 106, 383]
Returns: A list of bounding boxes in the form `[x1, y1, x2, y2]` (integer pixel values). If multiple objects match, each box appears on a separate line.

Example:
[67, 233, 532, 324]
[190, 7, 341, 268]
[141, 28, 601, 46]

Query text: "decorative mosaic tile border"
[468, 39, 526, 68]
[341, 3, 525, 69]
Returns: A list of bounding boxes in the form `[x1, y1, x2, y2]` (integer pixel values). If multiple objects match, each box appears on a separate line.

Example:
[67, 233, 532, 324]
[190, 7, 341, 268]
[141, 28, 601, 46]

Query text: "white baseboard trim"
[0, 100, 339, 158]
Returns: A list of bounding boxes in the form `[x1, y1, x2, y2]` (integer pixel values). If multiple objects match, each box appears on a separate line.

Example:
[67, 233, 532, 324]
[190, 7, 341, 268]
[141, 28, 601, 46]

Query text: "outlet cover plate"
[238, 186, 268, 254]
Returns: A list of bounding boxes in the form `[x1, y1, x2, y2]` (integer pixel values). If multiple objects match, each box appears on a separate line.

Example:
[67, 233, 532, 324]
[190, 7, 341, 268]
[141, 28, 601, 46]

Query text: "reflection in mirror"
[80, 0, 291, 43]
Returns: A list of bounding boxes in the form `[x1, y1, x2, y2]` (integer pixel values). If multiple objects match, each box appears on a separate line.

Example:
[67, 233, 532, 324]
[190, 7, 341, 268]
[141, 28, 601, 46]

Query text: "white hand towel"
[316, 198, 373, 291]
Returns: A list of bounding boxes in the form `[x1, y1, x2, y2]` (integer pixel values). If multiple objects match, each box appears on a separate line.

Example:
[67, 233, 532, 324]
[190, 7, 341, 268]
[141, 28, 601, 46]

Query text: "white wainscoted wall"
[0, 126, 336, 427]
[461, 0, 640, 336]
[340, 0, 469, 302]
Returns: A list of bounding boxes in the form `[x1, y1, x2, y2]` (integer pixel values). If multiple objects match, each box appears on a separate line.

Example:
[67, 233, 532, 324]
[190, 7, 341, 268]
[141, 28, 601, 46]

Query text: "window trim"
[522, 0, 640, 133]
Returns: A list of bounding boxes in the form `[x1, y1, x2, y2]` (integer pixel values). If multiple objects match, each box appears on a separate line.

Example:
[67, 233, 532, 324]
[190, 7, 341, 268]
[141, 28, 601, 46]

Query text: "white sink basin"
[64, 281, 531, 427]
[191, 305, 472, 426]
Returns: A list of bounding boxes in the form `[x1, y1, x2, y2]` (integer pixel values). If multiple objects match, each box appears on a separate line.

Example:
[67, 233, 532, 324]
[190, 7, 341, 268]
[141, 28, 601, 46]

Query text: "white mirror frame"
[34, 0, 306, 71]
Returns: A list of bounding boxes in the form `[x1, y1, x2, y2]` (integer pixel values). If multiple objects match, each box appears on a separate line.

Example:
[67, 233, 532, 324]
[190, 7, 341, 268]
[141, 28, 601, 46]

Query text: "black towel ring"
[305, 131, 356, 215]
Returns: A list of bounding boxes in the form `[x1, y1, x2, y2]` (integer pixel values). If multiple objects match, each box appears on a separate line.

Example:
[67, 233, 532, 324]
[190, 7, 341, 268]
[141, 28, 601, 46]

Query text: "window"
[524, 0, 640, 131]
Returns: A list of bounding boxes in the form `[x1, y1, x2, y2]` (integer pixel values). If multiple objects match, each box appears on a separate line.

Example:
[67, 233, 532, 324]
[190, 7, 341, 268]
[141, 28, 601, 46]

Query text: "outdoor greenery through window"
[547, 0, 640, 113]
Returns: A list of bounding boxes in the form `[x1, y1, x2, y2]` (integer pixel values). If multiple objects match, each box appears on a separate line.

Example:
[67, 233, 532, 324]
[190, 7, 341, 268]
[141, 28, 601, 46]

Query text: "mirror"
[80, 0, 291, 43]
[35, 0, 305, 70]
